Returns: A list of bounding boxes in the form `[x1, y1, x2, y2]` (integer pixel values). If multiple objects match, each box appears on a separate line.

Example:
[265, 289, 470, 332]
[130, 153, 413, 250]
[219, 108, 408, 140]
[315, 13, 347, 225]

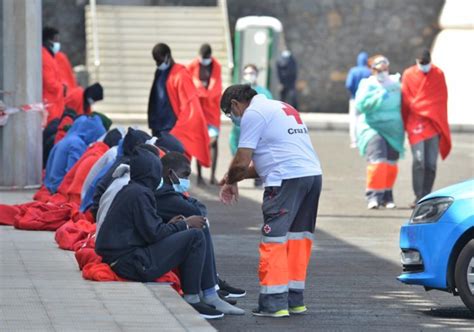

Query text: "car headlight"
[409, 197, 453, 224]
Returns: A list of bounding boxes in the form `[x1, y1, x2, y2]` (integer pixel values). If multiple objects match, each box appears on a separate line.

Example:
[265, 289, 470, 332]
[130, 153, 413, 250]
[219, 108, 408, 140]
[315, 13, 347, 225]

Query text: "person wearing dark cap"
[147, 43, 210, 168]
[95, 146, 224, 320]
[187, 44, 222, 185]
[401, 49, 451, 206]
[65, 82, 104, 116]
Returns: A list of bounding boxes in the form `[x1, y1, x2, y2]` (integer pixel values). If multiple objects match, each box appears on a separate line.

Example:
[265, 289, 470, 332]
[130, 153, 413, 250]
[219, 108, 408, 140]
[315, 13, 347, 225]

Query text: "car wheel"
[454, 239, 474, 313]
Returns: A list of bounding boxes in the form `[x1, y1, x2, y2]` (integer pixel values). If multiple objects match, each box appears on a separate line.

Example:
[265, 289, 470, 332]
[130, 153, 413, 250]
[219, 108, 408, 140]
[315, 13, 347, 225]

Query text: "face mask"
[376, 71, 389, 82]
[200, 57, 212, 66]
[243, 73, 257, 85]
[52, 42, 61, 54]
[156, 177, 163, 190]
[173, 178, 190, 193]
[157, 55, 170, 71]
[230, 112, 242, 126]
[418, 63, 431, 73]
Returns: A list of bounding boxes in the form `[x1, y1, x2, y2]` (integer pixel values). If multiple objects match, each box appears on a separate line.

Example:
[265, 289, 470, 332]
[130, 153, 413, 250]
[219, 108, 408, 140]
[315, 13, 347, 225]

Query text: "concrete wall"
[432, 0, 474, 125]
[43, 0, 444, 113]
[227, 0, 445, 113]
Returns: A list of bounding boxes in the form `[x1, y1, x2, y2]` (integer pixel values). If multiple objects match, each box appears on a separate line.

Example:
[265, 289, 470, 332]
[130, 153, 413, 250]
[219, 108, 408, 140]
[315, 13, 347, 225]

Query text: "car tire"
[454, 239, 474, 313]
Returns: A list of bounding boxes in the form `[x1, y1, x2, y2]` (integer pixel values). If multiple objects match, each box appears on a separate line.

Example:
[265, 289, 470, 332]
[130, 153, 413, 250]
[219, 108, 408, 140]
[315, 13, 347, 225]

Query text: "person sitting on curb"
[155, 152, 246, 306]
[95, 146, 228, 319]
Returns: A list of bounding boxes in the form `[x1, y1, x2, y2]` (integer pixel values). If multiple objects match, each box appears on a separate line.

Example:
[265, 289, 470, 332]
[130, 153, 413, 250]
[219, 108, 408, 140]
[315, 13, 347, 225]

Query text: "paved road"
[191, 127, 474, 331]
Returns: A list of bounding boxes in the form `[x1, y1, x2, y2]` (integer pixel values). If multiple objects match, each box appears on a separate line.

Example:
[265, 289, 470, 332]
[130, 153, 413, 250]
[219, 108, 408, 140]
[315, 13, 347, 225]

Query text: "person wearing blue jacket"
[346, 52, 371, 148]
[44, 114, 105, 193]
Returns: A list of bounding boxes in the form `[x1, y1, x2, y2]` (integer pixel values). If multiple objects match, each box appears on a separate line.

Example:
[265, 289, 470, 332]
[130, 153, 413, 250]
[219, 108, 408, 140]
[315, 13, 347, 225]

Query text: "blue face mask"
[230, 113, 241, 126]
[157, 55, 170, 71]
[156, 177, 164, 191]
[200, 57, 212, 66]
[418, 63, 431, 73]
[173, 178, 190, 193]
[52, 42, 61, 54]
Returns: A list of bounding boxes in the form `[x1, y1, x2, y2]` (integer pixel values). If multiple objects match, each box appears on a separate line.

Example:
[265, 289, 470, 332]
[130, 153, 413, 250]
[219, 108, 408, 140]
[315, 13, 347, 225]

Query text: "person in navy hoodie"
[95, 146, 224, 320]
[155, 152, 246, 313]
[44, 114, 105, 193]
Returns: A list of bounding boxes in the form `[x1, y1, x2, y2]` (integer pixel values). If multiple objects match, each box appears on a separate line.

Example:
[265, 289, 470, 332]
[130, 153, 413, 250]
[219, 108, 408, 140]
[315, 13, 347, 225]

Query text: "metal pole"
[0, 0, 42, 189]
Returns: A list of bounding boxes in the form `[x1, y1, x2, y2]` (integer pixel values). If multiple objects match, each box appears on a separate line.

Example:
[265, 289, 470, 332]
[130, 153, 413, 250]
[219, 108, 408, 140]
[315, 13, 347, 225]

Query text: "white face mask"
[376, 71, 389, 82]
[243, 73, 257, 85]
[200, 57, 212, 66]
[52, 42, 61, 54]
[417, 63, 431, 73]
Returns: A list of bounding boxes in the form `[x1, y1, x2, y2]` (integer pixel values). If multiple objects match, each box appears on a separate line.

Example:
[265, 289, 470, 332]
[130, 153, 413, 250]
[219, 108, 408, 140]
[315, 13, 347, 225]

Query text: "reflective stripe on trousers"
[259, 231, 313, 294]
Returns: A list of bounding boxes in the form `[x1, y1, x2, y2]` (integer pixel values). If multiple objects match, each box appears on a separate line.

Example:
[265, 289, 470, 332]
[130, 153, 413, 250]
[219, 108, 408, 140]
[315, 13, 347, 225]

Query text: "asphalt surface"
[190, 127, 474, 331]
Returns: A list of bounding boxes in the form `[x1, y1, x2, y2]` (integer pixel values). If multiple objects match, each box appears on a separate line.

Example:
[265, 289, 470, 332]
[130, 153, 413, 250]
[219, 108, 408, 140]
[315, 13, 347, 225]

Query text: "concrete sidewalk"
[0, 192, 215, 332]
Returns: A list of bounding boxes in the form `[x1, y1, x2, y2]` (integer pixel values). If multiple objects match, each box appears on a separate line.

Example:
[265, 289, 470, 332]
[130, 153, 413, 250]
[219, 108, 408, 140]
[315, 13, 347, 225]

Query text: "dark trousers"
[411, 135, 439, 201]
[280, 86, 298, 109]
[201, 226, 218, 290]
[111, 229, 206, 295]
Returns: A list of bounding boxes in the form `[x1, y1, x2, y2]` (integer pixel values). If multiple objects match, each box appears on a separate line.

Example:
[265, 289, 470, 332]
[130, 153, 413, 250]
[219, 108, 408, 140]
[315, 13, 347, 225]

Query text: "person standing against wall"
[277, 49, 298, 109]
[187, 44, 222, 186]
[345, 52, 371, 148]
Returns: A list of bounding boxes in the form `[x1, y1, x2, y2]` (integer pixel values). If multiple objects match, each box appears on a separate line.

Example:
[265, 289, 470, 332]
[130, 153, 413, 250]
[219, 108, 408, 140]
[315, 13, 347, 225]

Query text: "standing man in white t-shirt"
[219, 84, 323, 318]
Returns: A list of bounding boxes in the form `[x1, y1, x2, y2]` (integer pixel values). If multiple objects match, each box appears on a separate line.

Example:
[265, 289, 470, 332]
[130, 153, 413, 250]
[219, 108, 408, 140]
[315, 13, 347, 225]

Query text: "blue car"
[398, 179, 474, 312]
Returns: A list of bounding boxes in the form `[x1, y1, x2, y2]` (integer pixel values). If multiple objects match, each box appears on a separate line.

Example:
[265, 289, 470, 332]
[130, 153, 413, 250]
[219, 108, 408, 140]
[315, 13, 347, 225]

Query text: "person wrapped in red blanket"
[147, 43, 211, 168]
[401, 49, 451, 204]
[187, 43, 222, 185]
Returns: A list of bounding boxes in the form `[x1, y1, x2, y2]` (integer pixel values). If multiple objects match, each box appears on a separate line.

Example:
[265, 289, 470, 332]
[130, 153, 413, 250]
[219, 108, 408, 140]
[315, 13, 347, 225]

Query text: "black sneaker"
[218, 278, 246, 298]
[190, 301, 224, 320]
[218, 292, 237, 305]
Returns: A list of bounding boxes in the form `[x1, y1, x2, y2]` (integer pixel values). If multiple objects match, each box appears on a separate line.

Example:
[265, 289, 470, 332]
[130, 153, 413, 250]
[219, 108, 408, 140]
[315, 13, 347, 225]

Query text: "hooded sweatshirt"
[90, 128, 151, 216]
[95, 147, 188, 263]
[44, 115, 106, 193]
[96, 164, 130, 236]
[346, 52, 372, 98]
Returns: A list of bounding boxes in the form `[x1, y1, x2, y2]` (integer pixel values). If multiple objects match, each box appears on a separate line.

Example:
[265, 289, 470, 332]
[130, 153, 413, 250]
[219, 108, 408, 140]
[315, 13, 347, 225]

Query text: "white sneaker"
[367, 201, 379, 209]
[385, 202, 396, 209]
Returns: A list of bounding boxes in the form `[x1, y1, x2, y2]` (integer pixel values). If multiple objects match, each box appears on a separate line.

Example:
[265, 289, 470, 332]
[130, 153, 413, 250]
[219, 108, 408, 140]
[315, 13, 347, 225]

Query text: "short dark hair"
[220, 84, 257, 114]
[161, 151, 190, 171]
[42, 26, 59, 43]
[152, 43, 171, 62]
[200, 43, 212, 58]
[416, 48, 431, 64]
[243, 64, 258, 73]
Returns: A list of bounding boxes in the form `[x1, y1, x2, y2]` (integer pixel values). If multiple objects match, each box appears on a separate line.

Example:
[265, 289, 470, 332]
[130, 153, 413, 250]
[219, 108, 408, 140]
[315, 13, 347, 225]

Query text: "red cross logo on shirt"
[281, 102, 302, 124]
